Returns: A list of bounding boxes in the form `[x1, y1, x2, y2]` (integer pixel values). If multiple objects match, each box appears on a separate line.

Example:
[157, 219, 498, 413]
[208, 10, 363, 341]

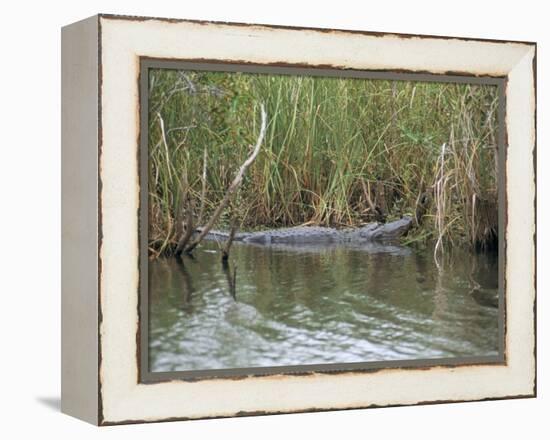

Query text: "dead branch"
[375, 180, 388, 220]
[156, 112, 173, 183]
[415, 189, 432, 227]
[184, 104, 267, 254]
[362, 178, 384, 222]
[433, 142, 448, 269]
[196, 148, 208, 227]
[175, 193, 195, 256]
[361, 179, 385, 223]
[221, 220, 238, 261]
[174, 153, 193, 256]
[222, 261, 237, 300]
[361, 178, 377, 213]
[179, 72, 197, 94]
[175, 257, 195, 308]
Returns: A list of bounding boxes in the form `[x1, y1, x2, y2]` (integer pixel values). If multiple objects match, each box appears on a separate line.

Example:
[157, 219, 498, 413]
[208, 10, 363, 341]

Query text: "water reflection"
[149, 241, 499, 372]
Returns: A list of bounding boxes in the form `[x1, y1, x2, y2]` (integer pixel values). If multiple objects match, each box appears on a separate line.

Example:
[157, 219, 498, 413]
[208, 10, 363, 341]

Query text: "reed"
[147, 69, 499, 255]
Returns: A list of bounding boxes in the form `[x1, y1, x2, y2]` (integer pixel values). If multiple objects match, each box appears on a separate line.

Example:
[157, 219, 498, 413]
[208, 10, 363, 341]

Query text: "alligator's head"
[359, 216, 413, 242]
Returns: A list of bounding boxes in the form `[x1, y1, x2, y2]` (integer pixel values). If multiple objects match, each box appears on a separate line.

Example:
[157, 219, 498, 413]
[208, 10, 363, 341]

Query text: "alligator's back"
[202, 216, 412, 245]
[202, 225, 340, 244]
[244, 226, 340, 244]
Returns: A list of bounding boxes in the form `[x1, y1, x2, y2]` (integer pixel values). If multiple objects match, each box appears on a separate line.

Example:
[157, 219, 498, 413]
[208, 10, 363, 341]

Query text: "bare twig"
[174, 151, 192, 255]
[179, 72, 197, 94]
[221, 220, 238, 261]
[175, 257, 195, 308]
[360, 178, 385, 222]
[175, 193, 195, 256]
[433, 142, 447, 269]
[184, 104, 267, 254]
[415, 189, 432, 227]
[375, 180, 388, 219]
[360, 178, 377, 213]
[167, 125, 196, 136]
[222, 261, 237, 300]
[196, 148, 208, 227]
[156, 112, 173, 183]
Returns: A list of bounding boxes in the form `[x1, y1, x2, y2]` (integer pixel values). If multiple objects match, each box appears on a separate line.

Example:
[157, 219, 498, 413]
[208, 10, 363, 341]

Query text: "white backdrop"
[0, 0, 546, 437]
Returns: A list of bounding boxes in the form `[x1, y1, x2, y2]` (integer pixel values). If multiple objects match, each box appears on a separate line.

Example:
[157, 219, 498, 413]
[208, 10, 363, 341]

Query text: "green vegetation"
[148, 68, 498, 256]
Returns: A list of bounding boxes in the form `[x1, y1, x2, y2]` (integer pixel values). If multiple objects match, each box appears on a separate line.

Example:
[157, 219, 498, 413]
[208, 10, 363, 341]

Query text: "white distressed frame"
[92, 15, 536, 424]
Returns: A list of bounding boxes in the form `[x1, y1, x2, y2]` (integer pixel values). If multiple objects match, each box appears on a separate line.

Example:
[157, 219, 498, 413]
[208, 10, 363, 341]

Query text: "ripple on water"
[149, 241, 500, 372]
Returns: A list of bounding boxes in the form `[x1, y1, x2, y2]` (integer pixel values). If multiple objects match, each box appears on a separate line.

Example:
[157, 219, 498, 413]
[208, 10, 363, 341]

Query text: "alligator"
[201, 216, 413, 245]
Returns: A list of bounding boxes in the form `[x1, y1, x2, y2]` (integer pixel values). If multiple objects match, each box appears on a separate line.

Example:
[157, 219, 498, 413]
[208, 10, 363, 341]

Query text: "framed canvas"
[61, 14, 536, 425]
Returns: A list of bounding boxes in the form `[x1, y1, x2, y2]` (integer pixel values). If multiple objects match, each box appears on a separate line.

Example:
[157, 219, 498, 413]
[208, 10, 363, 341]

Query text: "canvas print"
[145, 67, 500, 374]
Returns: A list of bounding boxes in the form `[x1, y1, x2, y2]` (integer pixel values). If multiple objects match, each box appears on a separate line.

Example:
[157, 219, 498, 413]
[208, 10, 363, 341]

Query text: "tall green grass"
[148, 69, 498, 256]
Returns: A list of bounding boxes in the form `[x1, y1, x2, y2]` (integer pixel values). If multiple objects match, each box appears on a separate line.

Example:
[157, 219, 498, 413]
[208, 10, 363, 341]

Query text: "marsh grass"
[147, 69, 499, 256]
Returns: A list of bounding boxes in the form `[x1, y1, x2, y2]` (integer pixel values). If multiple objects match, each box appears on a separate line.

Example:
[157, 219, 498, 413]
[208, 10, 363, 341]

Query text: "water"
[149, 240, 499, 373]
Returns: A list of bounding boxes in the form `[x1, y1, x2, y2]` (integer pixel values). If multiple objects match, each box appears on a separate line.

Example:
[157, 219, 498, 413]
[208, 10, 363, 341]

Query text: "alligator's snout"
[365, 215, 413, 242]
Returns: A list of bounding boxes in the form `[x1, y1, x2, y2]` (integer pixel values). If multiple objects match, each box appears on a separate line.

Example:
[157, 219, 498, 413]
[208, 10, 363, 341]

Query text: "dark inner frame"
[138, 58, 507, 384]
